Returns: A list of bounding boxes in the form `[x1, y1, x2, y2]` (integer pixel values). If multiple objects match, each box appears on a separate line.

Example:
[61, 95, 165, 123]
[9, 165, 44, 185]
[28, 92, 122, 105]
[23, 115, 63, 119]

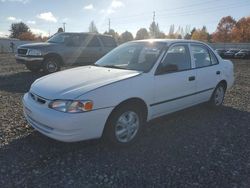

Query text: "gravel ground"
[0, 53, 250, 187]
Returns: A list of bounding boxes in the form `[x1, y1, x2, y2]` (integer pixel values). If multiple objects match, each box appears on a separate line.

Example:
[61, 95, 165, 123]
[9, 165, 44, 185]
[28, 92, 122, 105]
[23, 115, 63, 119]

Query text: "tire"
[209, 83, 226, 107]
[104, 105, 144, 146]
[42, 56, 61, 74]
[26, 63, 41, 73]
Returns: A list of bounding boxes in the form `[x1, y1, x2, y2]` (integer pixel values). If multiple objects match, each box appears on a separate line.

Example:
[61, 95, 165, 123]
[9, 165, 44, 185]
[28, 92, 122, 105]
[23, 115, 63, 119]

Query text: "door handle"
[188, 76, 195, 81]
[216, 71, 221, 75]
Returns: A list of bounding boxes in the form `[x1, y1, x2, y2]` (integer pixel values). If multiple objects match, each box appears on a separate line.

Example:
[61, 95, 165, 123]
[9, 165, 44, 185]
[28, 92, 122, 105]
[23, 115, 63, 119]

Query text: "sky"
[0, 0, 250, 38]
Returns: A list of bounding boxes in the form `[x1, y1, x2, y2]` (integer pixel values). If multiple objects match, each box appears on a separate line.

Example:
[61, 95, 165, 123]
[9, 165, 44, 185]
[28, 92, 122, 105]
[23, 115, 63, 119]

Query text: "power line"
[110, 2, 250, 26]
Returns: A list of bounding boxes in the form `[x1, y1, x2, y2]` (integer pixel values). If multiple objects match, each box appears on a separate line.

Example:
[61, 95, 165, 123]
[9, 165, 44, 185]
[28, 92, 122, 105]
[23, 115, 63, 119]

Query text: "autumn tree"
[9, 22, 29, 38]
[135, 28, 149, 40]
[89, 21, 98, 33]
[232, 17, 250, 42]
[18, 32, 36, 41]
[212, 16, 236, 42]
[191, 26, 209, 42]
[120, 31, 133, 43]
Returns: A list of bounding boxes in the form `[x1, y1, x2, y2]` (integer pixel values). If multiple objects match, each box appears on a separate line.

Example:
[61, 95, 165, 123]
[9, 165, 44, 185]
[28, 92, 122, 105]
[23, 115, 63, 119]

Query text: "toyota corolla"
[23, 39, 234, 145]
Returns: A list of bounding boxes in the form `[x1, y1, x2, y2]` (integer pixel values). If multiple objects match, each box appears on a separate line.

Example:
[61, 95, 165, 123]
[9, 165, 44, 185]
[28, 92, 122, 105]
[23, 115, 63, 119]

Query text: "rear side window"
[209, 50, 219, 65]
[100, 36, 117, 47]
[161, 44, 191, 71]
[86, 36, 101, 47]
[191, 45, 211, 68]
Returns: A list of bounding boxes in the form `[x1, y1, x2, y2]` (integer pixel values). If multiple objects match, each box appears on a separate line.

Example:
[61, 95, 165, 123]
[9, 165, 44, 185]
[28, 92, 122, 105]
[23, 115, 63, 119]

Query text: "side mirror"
[156, 64, 178, 75]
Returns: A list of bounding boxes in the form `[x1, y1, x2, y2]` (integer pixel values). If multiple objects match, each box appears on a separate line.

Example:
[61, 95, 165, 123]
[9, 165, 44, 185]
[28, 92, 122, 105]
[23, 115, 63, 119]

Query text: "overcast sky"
[0, 0, 250, 37]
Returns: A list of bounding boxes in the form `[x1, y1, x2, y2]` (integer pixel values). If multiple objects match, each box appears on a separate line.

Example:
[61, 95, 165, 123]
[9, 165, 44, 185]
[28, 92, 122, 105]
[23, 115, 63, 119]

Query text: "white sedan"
[23, 39, 234, 145]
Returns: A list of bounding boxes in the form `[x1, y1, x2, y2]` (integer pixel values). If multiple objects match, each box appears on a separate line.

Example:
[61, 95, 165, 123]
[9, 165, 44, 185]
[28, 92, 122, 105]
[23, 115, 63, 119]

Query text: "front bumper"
[15, 55, 44, 64]
[22, 93, 113, 142]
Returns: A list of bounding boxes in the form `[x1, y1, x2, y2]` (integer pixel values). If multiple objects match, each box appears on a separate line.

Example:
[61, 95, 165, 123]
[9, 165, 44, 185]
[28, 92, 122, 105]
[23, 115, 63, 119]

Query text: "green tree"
[135, 28, 149, 40]
[57, 27, 64, 33]
[89, 21, 98, 33]
[149, 21, 160, 38]
[120, 31, 133, 43]
[9, 22, 29, 38]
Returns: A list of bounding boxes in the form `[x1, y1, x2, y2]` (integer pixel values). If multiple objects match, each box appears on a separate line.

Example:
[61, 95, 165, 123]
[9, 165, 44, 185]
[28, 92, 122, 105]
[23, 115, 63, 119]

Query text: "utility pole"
[63, 22, 66, 32]
[108, 18, 111, 33]
[153, 11, 155, 38]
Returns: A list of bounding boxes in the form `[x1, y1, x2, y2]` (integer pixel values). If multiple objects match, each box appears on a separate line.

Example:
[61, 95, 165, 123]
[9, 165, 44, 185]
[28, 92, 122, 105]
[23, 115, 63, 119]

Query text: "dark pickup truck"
[15, 32, 117, 73]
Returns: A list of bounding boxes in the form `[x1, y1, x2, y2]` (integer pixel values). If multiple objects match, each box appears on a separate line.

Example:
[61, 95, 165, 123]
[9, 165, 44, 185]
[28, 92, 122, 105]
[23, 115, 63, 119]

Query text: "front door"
[151, 44, 197, 118]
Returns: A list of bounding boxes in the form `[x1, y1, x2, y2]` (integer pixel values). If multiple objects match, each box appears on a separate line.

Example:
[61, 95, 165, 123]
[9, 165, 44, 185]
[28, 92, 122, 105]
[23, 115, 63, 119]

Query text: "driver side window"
[160, 44, 191, 73]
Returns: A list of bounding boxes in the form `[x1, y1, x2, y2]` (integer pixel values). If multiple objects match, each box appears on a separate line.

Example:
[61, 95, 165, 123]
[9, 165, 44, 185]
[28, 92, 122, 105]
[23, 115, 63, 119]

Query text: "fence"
[208, 43, 250, 50]
[0, 38, 34, 53]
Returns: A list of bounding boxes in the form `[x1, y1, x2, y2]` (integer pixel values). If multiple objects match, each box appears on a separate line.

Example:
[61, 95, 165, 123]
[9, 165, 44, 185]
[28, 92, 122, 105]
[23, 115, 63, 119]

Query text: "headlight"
[27, 49, 42, 56]
[49, 100, 93, 113]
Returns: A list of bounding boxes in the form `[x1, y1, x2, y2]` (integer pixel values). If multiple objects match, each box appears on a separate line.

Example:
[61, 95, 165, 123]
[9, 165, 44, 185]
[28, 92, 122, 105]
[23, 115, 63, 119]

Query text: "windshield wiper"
[102, 65, 127, 70]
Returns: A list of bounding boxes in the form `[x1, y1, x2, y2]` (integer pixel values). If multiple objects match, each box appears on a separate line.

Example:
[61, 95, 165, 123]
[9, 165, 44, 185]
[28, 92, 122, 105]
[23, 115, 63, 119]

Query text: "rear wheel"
[42, 56, 61, 74]
[209, 83, 226, 107]
[26, 63, 41, 72]
[104, 105, 144, 146]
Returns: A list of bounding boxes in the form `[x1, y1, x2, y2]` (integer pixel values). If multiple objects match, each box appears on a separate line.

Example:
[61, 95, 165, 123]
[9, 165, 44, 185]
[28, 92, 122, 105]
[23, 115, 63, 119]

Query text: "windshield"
[95, 42, 165, 72]
[47, 33, 71, 43]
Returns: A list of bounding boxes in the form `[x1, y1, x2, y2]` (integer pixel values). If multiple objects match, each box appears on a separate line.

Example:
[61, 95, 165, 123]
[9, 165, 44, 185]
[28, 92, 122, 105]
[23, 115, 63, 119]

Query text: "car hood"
[19, 42, 58, 49]
[30, 66, 141, 99]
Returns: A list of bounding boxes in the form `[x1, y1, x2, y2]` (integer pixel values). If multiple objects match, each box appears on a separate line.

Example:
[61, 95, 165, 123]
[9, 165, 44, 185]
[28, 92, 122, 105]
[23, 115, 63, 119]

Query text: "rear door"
[63, 34, 83, 64]
[80, 35, 103, 64]
[151, 43, 197, 118]
[190, 44, 221, 102]
[99, 35, 117, 55]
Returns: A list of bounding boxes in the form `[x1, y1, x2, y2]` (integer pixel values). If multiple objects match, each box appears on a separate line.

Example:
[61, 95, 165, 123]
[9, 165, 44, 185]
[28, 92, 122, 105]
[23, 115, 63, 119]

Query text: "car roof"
[130, 39, 210, 46]
[59, 32, 113, 38]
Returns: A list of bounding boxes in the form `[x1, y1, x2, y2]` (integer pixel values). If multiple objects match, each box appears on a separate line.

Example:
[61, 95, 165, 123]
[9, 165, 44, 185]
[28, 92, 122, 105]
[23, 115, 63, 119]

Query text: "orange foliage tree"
[212, 16, 236, 42]
[191, 26, 209, 42]
[18, 31, 36, 41]
[231, 17, 250, 42]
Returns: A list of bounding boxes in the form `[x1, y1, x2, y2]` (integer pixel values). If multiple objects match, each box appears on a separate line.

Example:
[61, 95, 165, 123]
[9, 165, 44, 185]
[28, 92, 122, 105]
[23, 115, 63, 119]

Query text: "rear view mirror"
[156, 64, 178, 75]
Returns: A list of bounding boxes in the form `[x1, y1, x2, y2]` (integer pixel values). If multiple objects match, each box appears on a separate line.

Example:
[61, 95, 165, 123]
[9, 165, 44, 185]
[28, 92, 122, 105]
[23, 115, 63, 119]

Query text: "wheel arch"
[102, 97, 148, 135]
[44, 53, 64, 65]
[218, 79, 227, 90]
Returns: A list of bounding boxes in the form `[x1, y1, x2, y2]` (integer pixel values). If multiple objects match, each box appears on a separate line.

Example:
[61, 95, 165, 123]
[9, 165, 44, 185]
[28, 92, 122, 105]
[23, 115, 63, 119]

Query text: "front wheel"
[104, 105, 144, 146]
[209, 84, 226, 107]
[42, 56, 61, 74]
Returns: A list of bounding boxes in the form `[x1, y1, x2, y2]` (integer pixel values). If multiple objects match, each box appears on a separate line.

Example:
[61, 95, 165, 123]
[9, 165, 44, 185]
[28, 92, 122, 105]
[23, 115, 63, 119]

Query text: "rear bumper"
[15, 55, 44, 64]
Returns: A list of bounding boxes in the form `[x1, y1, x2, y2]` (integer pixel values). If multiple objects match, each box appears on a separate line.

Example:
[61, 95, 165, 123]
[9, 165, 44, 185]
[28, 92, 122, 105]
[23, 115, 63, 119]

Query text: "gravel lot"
[0, 53, 250, 187]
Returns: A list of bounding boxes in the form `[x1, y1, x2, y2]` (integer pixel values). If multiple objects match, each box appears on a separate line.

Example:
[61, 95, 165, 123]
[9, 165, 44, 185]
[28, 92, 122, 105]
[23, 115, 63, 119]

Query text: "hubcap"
[46, 60, 57, 73]
[115, 111, 140, 143]
[214, 86, 224, 106]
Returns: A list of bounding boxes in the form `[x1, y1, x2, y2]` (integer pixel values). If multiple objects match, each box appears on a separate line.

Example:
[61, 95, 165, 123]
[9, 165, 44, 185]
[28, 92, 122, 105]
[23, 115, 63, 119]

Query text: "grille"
[30, 93, 46, 104]
[18, 48, 28, 55]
